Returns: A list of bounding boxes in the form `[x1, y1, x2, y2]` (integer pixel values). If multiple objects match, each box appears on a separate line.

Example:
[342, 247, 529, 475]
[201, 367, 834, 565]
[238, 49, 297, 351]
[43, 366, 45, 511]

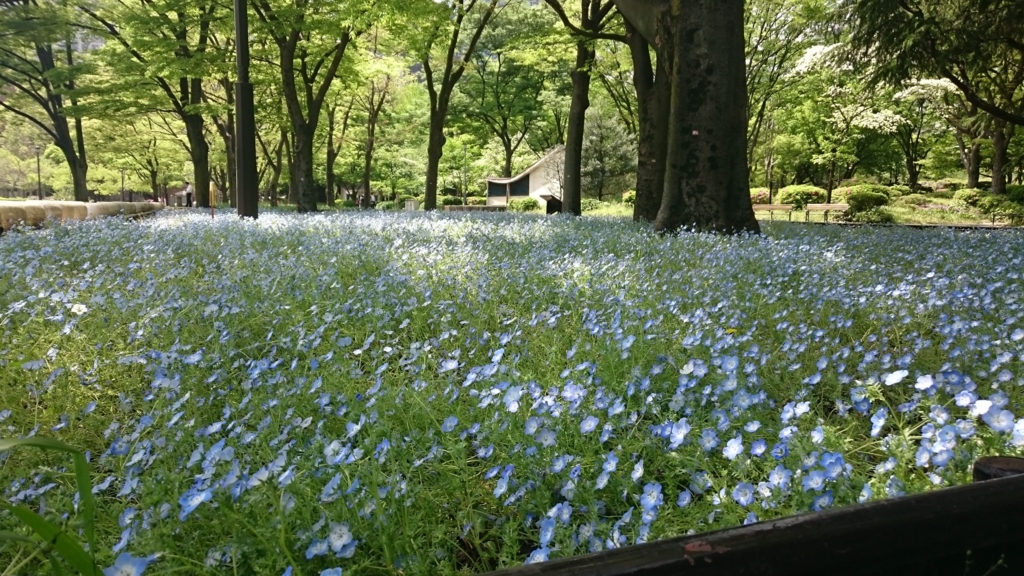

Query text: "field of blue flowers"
[1, 211, 1023, 575]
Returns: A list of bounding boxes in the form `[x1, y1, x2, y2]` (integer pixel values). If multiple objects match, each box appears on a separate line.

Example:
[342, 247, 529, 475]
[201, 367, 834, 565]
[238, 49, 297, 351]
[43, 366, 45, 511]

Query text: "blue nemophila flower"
[441, 415, 458, 432]
[983, 409, 1016, 433]
[319, 569, 343, 576]
[306, 538, 329, 559]
[667, 418, 691, 449]
[802, 469, 827, 492]
[722, 436, 744, 460]
[870, 408, 887, 437]
[525, 547, 550, 564]
[676, 488, 692, 508]
[328, 522, 354, 554]
[178, 487, 213, 521]
[631, 460, 644, 482]
[732, 482, 755, 507]
[103, 552, 158, 576]
[640, 482, 663, 510]
[580, 415, 600, 434]
[698, 428, 719, 451]
[539, 517, 556, 546]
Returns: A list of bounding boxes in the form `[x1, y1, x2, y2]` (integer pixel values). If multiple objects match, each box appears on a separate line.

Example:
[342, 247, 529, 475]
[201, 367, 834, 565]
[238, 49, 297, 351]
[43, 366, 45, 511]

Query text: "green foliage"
[1006, 185, 1024, 204]
[621, 190, 636, 207]
[439, 195, 464, 206]
[778, 185, 825, 209]
[848, 207, 897, 224]
[953, 188, 983, 208]
[847, 191, 890, 213]
[508, 198, 539, 211]
[467, 197, 487, 206]
[376, 201, 399, 210]
[930, 190, 956, 200]
[888, 185, 911, 197]
[580, 198, 608, 212]
[896, 193, 930, 207]
[342, 200, 358, 208]
[0, 437, 99, 575]
[933, 179, 964, 192]
[581, 107, 636, 201]
[750, 188, 771, 204]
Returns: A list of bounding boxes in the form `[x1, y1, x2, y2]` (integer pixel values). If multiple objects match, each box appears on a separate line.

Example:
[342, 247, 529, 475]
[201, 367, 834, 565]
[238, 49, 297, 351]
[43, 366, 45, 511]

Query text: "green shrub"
[622, 190, 636, 206]
[376, 201, 399, 211]
[341, 200, 358, 208]
[848, 207, 897, 224]
[467, 197, 487, 206]
[847, 191, 890, 213]
[778, 185, 826, 209]
[1006, 184, 1024, 204]
[398, 194, 418, 202]
[843, 184, 891, 198]
[953, 188, 983, 207]
[930, 190, 955, 199]
[976, 181, 992, 191]
[509, 198, 539, 212]
[933, 179, 963, 192]
[896, 194, 929, 207]
[439, 195, 464, 206]
[581, 198, 607, 212]
[750, 188, 771, 204]
[889, 185, 911, 197]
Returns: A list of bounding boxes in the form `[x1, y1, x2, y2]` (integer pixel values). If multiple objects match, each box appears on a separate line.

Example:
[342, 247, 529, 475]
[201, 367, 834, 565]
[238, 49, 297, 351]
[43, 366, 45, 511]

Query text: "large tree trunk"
[650, 0, 759, 234]
[425, 109, 447, 211]
[502, 139, 514, 178]
[183, 114, 211, 208]
[627, 21, 669, 223]
[955, 133, 982, 189]
[561, 41, 594, 216]
[292, 126, 317, 211]
[991, 121, 1014, 195]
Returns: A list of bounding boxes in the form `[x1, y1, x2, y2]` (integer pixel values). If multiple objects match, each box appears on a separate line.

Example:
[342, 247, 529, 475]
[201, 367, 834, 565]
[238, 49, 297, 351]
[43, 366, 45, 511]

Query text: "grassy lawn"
[1, 212, 1022, 574]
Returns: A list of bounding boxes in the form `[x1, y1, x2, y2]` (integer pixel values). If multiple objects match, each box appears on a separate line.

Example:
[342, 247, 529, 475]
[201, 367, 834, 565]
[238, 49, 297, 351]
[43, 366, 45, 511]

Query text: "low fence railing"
[486, 456, 1024, 576]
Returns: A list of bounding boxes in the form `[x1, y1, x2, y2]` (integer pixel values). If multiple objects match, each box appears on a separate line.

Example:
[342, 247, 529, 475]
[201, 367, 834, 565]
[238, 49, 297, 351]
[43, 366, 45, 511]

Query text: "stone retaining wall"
[0, 201, 162, 234]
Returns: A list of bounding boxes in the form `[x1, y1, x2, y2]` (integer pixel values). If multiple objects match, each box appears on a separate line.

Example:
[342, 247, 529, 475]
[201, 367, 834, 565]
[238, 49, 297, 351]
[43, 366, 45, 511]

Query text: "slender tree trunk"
[326, 107, 337, 208]
[562, 41, 594, 216]
[292, 124, 317, 211]
[652, 0, 758, 234]
[502, 139, 514, 178]
[991, 121, 1013, 195]
[425, 109, 447, 211]
[361, 123, 376, 209]
[627, 21, 669, 223]
[183, 114, 210, 208]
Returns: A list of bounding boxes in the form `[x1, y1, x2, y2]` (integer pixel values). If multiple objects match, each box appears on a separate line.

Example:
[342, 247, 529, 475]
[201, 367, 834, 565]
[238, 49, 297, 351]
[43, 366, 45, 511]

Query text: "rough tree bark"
[614, 0, 759, 234]
[625, 19, 669, 223]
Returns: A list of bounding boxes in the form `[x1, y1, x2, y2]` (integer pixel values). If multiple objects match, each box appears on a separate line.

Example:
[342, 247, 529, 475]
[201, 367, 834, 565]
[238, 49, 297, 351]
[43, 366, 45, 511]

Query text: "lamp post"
[234, 0, 258, 219]
[34, 145, 42, 200]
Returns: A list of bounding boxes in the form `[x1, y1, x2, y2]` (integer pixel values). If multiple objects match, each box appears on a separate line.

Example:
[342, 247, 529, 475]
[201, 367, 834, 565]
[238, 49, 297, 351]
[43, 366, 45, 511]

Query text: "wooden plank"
[752, 204, 793, 211]
[805, 203, 849, 211]
[486, 467, 1024, 576]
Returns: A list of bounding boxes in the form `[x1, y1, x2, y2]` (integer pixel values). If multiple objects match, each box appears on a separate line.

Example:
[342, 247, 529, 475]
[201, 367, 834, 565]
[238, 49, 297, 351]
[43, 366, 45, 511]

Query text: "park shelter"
[485, 146, 563, 213]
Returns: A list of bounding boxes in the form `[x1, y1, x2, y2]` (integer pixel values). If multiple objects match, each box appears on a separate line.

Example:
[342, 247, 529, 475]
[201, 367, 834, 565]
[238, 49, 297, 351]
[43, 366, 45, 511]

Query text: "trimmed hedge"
[778, 185, 825, 209]
[750, 188, 771, 204]
[847, 191, 890, 213]
[467, 197, 487, 206]
[376, 201, 399, 211]
[848, 207, 897, 224]
[953, 189, 983, 207]
[509, 198, 539, 212]
[888, 185, 911, 197]
[895, 194, 929, 207]
[440, 195, 464, 206]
